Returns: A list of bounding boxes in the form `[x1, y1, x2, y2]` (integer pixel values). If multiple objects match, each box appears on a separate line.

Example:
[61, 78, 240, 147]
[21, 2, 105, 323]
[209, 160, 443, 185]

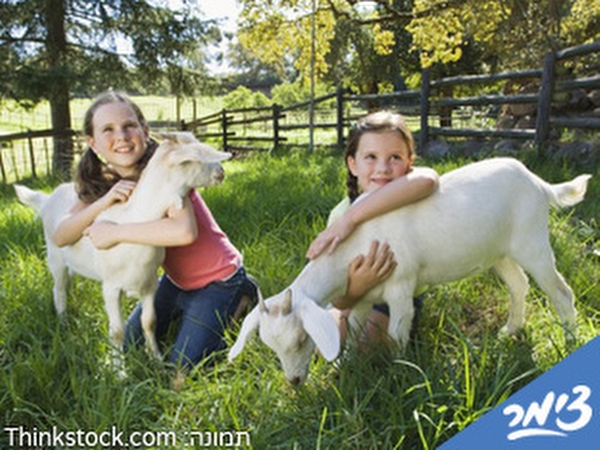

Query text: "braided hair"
[344, 111, 415, 202]
[76, 91, 157, 203]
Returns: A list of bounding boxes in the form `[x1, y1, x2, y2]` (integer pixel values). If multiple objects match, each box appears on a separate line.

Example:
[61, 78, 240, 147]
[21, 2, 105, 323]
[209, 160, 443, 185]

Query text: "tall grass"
[1, 151, 598, 449]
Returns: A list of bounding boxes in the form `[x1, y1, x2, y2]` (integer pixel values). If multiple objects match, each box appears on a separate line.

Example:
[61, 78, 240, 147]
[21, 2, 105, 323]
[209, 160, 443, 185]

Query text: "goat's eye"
[297, 332, 308, 348]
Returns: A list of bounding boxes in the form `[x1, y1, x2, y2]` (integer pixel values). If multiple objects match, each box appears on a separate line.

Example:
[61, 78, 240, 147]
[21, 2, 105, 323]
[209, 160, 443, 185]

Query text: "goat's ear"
[167, 143, 231, 166]
[153, 132, 175, 143]
[299, 301, 340, 362]
[197, 144, 231, 163]
[154, 131, 195, 144]
[228, 306, 260, 361]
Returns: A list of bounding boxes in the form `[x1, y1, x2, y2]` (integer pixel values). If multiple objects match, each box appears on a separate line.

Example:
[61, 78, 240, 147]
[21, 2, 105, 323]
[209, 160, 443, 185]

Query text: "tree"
[324, 0, 420, 95]
[0, 0, 220, 179]
[237, 0, 336, 83]
[235, 0, 432, 93]
[235, 0, 599, 96]
[222, 40, 283, 92]
[406, 0, 599, 69]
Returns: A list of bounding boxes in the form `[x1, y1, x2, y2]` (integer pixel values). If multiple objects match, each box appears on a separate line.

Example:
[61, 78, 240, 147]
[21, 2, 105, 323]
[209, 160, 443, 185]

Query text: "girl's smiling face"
[86, 102, 149, 178]
[347, 130, 414, 193]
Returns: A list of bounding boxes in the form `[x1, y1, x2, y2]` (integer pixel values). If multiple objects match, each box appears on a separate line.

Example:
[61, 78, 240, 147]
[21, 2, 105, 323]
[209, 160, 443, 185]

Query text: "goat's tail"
[547, 174, 592, 208]
[14, 184, 49, 213]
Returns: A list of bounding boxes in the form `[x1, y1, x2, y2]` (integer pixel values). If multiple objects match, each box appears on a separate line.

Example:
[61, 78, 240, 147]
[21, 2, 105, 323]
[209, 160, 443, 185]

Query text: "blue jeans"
[124, 267, 257, 370]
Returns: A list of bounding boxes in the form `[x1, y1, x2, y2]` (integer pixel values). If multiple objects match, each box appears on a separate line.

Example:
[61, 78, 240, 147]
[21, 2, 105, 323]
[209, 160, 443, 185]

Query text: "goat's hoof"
[499, 322, 523, 336]
[172, 370, 187, 391]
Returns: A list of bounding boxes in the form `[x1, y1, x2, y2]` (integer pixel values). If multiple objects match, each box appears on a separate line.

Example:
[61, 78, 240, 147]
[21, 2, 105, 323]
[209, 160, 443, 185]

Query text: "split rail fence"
[1, 41, 598, 184]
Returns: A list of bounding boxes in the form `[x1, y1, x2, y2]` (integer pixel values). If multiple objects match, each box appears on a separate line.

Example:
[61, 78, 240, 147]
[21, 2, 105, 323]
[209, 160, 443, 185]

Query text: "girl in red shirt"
[53, 91, 257, 384]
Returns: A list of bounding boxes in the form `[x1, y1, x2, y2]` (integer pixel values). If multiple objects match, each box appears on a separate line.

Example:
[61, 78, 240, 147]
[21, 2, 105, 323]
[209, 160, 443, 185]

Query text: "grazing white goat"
[15, 132, 231, 369]
[229, 158, 591, 385]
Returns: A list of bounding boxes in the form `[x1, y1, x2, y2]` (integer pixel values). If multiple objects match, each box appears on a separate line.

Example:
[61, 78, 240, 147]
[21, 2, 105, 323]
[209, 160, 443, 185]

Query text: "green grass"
[0, 151, 598, 449]
[0, 96, 224, 134]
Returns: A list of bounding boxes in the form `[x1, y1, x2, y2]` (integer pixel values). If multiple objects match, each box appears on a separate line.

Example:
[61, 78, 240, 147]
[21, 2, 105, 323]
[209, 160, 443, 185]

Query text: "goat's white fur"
[229, 157, 591, 384]
[15, 132, 231, 369]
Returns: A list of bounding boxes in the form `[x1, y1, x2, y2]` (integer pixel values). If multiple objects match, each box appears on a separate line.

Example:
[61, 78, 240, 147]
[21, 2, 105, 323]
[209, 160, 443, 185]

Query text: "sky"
[200, 0, 241, 33]
[199, 0, 242, 74]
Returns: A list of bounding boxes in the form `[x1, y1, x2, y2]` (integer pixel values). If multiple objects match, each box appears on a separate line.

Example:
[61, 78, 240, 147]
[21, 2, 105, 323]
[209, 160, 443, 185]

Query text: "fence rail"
[2, 41, 599, 184]
[187, 41, 598, 156]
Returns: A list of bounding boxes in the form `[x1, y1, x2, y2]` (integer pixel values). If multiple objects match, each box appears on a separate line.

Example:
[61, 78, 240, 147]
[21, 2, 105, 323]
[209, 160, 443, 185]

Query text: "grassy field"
[0, 96, 223, 134]
[0, 149, 598, 449]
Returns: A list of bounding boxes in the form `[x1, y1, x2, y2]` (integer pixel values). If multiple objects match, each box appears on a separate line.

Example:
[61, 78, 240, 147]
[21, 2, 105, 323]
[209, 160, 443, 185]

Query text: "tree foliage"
[0, 0, 220, 177]
[0, 0, 219, 101]
[235, 0, 599, 94]
[407, 0, 600, 69]
[237, 0, 336, 82]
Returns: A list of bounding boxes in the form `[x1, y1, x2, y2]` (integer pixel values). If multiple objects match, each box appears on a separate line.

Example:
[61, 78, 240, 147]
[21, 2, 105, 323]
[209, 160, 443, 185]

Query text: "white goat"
[229, 157, 591, 385]
[15, 132, 231, 369]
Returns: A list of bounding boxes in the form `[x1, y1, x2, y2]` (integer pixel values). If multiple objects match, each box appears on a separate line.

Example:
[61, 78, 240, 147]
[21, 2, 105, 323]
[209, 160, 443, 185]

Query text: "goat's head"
[228, 289, 340, 385]
[152, 132, 232, 188]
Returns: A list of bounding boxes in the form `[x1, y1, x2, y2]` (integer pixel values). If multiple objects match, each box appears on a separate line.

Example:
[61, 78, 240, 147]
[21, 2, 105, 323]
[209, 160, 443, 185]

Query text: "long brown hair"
[344, 111, 415, 202]
[76, 91, 157, 203]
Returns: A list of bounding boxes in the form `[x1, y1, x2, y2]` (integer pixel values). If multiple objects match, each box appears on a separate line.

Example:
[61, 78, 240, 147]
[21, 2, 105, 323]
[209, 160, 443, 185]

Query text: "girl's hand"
[51, 180, 137, 248]
[100, 180, 137, 209]
[346, 241, 396, 302]
[306, 214, 356, 260]
[83, 221, 120, 249]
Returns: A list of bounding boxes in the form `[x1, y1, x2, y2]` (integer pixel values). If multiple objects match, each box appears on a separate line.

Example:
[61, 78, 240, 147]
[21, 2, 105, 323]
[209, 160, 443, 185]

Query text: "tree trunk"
[45, 0, 73, 180]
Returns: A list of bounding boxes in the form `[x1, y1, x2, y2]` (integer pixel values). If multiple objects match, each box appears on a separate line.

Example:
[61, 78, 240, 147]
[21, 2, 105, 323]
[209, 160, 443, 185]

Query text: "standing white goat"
[15, 132, 231, 369]
[229, 158, 591, 385]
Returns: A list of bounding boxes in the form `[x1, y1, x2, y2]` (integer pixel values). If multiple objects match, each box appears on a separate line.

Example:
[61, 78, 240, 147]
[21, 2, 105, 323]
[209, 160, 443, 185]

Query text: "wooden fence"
[1, 41, 598, 184]
[187, 40, 599, 154]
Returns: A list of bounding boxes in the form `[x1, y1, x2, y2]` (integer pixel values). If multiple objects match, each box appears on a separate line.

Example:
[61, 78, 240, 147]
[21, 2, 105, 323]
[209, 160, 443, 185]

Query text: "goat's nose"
[289, 376, 302, 386]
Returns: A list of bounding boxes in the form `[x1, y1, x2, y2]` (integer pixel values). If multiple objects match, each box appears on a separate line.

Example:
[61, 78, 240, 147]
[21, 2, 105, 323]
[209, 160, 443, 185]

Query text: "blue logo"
[439, 336, 599, 449]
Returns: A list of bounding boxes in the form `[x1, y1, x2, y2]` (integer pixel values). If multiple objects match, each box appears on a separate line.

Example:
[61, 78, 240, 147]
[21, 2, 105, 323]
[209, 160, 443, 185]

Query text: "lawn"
[0, 148, 598, 449]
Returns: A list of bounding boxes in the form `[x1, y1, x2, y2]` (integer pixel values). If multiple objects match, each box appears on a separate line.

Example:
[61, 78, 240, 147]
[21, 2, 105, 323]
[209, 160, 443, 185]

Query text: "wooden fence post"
[221, 109, 228, 152]
[419, 68, 431, 151]
[0, 145, 6, 184]
[336, 87, 345, 152]
[535, 51, 556, 156]
[27, 130, 37, 178]
[272, 103, 281, 151]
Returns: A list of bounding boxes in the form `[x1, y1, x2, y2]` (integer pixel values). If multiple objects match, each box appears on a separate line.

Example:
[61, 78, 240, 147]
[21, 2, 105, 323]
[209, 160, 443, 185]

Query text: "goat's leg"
[493, 258, 529, 334]
[102, 285, 126, 374]
[515, 240, 577, 335]
[140, 292, 161, 359]
[47, 248, 68, 315]
[386, 296, 414, 350]
[384, 282, 416, 350]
